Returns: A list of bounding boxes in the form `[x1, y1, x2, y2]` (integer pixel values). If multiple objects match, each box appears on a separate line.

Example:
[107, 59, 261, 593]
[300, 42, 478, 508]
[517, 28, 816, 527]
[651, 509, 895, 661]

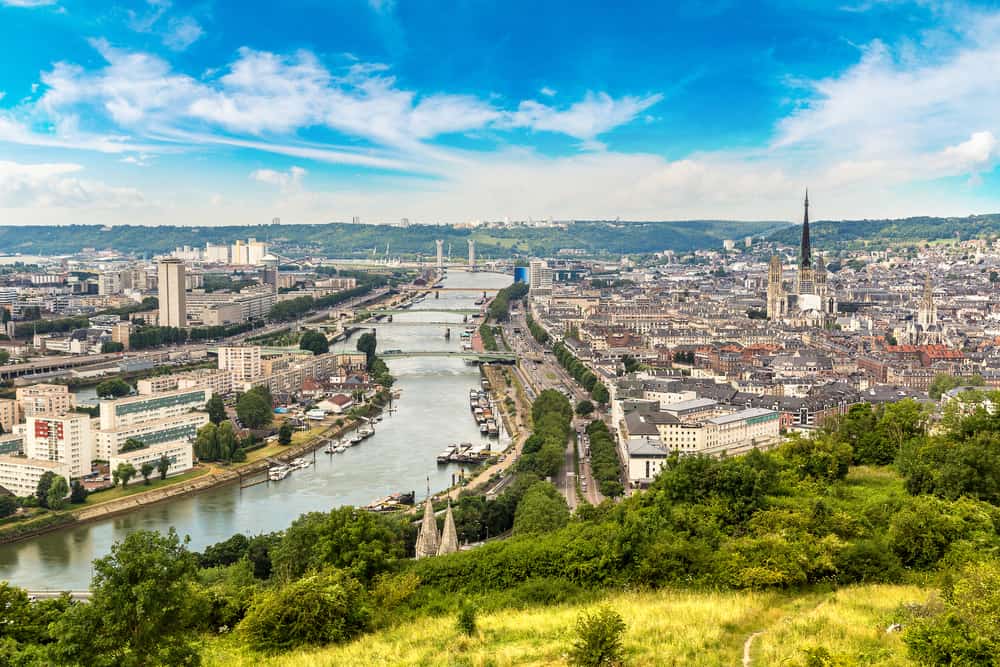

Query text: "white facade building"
[109, 440, 194, 483]
[25, 413, 93, 478]
[0, 456, 70, 498]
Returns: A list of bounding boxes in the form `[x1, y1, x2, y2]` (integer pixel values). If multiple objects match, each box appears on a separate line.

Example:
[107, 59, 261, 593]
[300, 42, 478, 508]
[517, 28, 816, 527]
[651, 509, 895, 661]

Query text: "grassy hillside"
[204, 584, 927, 666]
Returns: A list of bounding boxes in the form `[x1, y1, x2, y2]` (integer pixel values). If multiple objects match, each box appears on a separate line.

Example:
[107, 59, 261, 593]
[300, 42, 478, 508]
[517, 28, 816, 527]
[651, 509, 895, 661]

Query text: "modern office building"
[529, 259, 553, 294]
[158, 258, 187, 328]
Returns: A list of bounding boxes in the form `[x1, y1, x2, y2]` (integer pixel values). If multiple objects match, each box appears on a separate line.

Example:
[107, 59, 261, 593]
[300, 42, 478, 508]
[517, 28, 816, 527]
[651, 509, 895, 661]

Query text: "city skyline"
[2, 0, 1000, 225]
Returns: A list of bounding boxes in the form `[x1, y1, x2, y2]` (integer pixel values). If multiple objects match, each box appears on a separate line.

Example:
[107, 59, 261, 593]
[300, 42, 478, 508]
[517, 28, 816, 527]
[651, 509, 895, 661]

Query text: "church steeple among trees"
[800, 189, 812, 269]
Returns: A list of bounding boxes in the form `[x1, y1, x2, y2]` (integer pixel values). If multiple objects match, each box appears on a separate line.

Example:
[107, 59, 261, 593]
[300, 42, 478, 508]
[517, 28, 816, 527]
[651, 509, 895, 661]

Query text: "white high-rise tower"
[435, 240, 444, 270]
[467, 239, 476, 272]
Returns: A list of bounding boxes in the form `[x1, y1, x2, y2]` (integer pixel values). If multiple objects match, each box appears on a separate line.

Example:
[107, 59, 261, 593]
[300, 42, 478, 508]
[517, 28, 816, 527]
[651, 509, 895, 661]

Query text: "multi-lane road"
[501, 308, 605, 508]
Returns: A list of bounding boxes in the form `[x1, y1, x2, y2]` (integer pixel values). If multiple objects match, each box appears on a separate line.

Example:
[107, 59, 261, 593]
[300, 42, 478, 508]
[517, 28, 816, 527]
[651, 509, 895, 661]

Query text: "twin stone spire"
[415, 493, 459, 558]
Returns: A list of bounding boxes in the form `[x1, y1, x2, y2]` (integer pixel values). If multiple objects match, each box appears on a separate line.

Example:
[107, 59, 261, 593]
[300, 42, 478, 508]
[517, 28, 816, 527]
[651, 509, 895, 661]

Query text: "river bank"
[0, 270, 512, 590]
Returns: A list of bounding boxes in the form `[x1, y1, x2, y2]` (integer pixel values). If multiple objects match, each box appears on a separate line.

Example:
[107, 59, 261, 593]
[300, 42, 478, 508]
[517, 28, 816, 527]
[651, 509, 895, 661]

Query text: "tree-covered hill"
[767, 213, 1000, 249]
[0, 220, 787, 258]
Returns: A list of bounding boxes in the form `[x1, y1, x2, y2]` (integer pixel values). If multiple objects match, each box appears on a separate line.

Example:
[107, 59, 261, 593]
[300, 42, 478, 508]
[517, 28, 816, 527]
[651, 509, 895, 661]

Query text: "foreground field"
[204, 584, 927, 666]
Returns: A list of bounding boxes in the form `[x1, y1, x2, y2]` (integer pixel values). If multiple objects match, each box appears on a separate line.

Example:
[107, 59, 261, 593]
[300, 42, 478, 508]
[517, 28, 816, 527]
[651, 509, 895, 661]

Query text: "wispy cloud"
[250, 165, 307, 193]
[506, 92, 664, 146]
[1, 0, 57, 6]
[127, 0, 204, 51]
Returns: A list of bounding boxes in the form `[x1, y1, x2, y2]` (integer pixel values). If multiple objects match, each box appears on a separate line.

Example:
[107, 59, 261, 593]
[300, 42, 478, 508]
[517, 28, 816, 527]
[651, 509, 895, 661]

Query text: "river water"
[0, 270, 512, 590]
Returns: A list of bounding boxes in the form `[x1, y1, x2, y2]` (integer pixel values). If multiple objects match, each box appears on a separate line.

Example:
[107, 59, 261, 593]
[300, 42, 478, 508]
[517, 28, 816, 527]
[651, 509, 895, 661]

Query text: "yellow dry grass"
[203, 584, 927, 667]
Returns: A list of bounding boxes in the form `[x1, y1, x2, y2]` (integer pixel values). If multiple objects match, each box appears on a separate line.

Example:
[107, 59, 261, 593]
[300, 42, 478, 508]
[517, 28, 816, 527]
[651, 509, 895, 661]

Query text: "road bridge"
[397, 286, 501, 293]
[370, 308, 482, 316]
[381, 350, 516, 362]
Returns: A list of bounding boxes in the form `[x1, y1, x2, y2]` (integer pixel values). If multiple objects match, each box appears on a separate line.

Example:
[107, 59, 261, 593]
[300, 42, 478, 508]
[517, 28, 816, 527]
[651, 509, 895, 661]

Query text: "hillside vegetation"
[0, 220, 784, 257]
[204, 584, 926, 666]
[767, 213, 1000, 249]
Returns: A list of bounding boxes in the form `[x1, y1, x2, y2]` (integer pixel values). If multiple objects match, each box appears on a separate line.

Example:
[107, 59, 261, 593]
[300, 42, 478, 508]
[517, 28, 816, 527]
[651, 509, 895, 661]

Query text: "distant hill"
[767, 214, 1000, 249]
[0, 220, 788, 259]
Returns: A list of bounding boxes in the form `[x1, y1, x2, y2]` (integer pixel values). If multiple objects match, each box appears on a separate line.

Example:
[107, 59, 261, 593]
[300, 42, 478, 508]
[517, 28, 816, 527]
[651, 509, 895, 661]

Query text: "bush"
[568, 606, 627, 667]
[238, 569, 371, 651]
[456, 600, 477, 637]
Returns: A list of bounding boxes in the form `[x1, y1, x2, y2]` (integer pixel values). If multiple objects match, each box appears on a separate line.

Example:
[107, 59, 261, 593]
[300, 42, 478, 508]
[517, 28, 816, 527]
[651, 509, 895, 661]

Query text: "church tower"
[437, 501, 459, 556]
[918, 274, 937, 328]
[767, 255, 785, 320]
[796, 190, 815, 296]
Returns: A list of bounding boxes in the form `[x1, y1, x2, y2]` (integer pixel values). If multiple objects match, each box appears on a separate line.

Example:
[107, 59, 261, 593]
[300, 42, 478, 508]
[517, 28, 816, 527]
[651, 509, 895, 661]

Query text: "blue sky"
[1, 0, 1000, 225]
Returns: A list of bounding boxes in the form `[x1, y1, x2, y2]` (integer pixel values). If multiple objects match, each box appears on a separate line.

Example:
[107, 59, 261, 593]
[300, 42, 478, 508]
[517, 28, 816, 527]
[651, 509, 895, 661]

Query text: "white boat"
[335, 445, 347, 453]
[291, 457, 312, 469]
[268, 465, 291, 481]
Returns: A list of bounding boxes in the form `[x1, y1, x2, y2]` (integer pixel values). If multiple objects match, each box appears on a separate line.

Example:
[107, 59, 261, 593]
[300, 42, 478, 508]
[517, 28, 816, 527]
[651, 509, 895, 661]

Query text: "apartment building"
[15, 384, 75, 418]
[99, 388, 210, 431]
[108, 440, 194, 484]
[218, 346, 262, 382]
[26, 413, 93, 478]
[0, 457, 70, 498]
[0, 398, 18, 433]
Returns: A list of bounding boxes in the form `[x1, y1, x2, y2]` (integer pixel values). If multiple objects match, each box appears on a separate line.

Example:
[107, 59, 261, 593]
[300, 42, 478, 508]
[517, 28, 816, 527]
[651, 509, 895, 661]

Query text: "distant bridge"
[398, 286, 501, 293]
[0, 353, 124, 381]
[370, 308, 483, 316]
[381, 350, 516, 362]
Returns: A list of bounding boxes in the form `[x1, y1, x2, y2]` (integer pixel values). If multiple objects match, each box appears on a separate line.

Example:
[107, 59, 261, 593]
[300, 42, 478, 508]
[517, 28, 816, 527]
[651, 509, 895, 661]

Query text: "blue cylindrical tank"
[514, 266, 529, 283]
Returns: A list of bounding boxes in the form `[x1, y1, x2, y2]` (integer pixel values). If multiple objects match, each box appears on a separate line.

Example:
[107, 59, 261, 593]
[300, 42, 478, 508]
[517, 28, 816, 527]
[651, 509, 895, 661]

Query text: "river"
[0, 270, 512, 590]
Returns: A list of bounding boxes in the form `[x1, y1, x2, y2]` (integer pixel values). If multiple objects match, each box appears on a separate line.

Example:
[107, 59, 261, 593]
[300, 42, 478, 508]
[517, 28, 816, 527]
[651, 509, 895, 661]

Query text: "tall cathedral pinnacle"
[800, 189, 812, 269]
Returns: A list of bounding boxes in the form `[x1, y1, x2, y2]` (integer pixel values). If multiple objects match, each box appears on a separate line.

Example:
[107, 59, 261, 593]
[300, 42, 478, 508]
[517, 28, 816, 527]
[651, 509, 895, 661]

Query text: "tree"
[115, 463, 136, 488]
[120, 437, 145, 453]
[100, 341, 124, 354]
[513, 482, 570, 536]
[299, 330, 330, 355]
[50, 529, 202, 666]
[69, 480, 88, 504]
[46, 476, 69, 510]
[156, 454, 171, 480]
[205, 394, 226, 425]
[140, 462, 154, 485]
[357, 331, 377, 369]
[237, 388, 273, 429]
[194, 422, 219, 461]
[591, 383, 610, 405]
[575, 399, 595, 416]
[0, 494, 16, 518]
[95, 378, 131, 399]
[0, 350, 8, 365]
[278, 422, 293, 446]
[35, 471, 56, 508]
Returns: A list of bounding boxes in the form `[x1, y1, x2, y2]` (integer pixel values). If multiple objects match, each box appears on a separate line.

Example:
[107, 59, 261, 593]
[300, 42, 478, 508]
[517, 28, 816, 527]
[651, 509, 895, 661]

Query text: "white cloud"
[507, 92, 664, 143]
[1, 0, 57, 6]
[250, 166, 307, 193]
[368, 0, 395, 13]
[0, 160, 143, 209]
[127, 0, 203, 51]
[164, 16, 204, 51]
[539, 87, 557, 97]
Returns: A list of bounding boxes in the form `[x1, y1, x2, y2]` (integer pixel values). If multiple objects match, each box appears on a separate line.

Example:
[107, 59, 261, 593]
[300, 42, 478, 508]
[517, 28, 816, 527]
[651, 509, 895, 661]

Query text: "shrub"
[568, 606, 627, 667]
[238, 569, 371, 651]
[456, 600, 477, 637]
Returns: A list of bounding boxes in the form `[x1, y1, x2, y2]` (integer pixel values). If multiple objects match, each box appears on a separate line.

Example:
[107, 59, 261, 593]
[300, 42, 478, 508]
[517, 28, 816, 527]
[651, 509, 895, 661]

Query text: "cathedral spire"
[800, 189, 812, 269]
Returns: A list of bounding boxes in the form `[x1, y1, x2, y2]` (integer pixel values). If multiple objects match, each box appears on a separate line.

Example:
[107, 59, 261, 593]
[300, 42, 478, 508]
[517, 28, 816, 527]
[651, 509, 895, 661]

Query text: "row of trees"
[525, 313, 549, 344]
[487, 282, 529, 322]
[517, 389, 573, 479]
[129, 320, 257, 350]
[585, 420, 624, 497]
[552, 343, 609, 404]
[478, 323, 498, 351]
[268, 280, 383, 322]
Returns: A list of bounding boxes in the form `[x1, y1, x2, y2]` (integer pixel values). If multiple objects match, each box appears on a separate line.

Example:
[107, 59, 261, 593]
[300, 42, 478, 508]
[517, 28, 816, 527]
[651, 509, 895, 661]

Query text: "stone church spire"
[437, 501, 459, 555]
[414, 484, 440, 559]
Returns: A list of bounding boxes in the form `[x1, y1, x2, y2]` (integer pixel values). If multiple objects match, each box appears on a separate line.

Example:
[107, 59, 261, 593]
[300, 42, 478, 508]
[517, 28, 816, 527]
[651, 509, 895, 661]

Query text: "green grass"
[82, 467, 211, 505]
[201, 584, 926, 666]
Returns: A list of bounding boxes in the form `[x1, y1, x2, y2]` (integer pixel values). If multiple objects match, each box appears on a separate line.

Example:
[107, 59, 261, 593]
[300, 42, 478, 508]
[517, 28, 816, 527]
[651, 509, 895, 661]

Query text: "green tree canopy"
[237, 389, 273, 430]
[357, 331, 377, 369]
[205, 394, 226, 425]
[46, 476, 69, 511]
[95, 378, 131, 399]
[299, 330, 330, 355]
[512, 482, 570, 536]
